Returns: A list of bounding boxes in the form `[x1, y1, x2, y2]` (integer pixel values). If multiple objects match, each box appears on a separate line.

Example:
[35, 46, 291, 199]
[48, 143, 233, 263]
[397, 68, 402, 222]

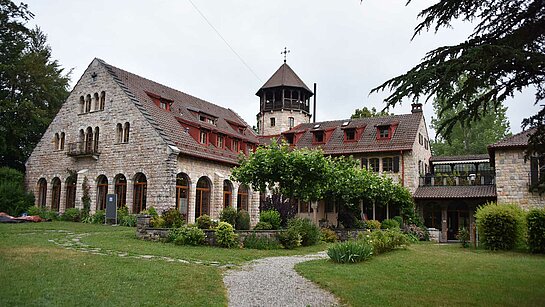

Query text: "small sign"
[105, 194, 117, 224]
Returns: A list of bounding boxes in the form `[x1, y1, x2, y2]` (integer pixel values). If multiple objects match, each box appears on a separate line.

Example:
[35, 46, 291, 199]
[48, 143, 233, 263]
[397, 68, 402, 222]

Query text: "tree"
[431, 80, 511, 156]
[0, 1, 70, 171]
[370, 0, 544, 160]
[351, 106, 392, 119]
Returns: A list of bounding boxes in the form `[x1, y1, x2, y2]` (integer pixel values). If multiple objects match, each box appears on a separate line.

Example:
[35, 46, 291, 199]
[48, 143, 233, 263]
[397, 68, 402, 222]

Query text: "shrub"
[196, 214, 214, 229]
[403, 224, 429, 241]
[162, 208, 185, 228]
[215, 222, 239, 248]
[354, 220, 366, 229]
[91, 210, 105, 224]
[277, 228, 301, 249]
[0, 168, 35, 216]
[381, 219, 400, 230]
[287, 217, 321, 246]
[392, 216, 404, 228]
[220, 206, 238, 227]
[140, 207, 158, 218]
[236, 210, 251, 230]
[243, 233, 281, 250]
[253, 221, 273, 230]
[320, 228, 338, 243]
[362, 229, 410, 254]
[27, 206, 42, 216]
[527, 208, 545, 253]
[364, 220, 381, 230]
[150, 216, 166, 228]
[259, 209, 281, 230]
[475, 203, 526, 250]
[259, 194, 297, 227]
[327, 240, 373, 264]
[167, 225, 206, 246]
[457, 227, 470, 248]
[119, 214, 137, 227]
[61, 208, 81, 222]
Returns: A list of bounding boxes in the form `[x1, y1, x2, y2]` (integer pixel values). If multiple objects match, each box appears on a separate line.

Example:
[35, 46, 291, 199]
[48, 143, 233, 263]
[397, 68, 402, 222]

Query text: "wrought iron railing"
[419, 174, 495, 187]
[263, 99, 310, 112]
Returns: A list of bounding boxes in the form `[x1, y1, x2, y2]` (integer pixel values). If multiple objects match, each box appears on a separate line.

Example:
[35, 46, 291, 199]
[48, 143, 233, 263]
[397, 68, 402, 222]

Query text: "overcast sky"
[25, 0, 540, 138]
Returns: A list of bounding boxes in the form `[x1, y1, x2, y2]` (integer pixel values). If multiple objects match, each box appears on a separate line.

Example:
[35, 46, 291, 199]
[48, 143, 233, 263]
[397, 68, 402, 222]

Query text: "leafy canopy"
[0, 0, 70, 171]
[371, 0, 544, 156]
[351, 106, 392, 119]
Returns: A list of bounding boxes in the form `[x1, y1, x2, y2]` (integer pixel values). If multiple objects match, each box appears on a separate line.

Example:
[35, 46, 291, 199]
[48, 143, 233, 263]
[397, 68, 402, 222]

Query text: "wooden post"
[372, 200, 376, 220]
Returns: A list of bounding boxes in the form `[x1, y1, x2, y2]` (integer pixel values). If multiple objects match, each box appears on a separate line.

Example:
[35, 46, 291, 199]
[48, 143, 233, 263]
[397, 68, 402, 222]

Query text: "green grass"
[0, 221, 327, 306]
[296, 243, 545, 307]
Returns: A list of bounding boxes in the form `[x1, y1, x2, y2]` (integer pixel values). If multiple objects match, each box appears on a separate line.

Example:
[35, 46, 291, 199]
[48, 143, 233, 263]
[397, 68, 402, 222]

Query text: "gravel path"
[223, 252, 341, 307]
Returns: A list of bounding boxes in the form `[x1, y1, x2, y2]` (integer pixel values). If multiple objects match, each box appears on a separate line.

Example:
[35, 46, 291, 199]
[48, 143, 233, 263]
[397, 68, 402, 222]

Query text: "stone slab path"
[223, 252, 341, 307]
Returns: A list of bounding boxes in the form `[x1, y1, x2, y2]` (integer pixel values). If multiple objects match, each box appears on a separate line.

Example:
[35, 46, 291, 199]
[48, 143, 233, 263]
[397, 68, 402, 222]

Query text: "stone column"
[441, 205, 448, 243]
[126, 178, 134, 214]
[311, 201, 318, 225]
[187, 182, 197, 224]
[59, 180, 66, 213]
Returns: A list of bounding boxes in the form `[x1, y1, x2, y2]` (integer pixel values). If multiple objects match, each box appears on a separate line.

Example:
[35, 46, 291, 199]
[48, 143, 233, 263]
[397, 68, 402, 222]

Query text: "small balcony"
[419, 174, 495, 187]
[67, 141, 100, 159]
[263, 99, 310, 113]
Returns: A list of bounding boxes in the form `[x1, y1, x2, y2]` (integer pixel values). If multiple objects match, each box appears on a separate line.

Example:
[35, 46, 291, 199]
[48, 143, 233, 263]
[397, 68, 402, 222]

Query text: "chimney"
[411, 103, 423, 113]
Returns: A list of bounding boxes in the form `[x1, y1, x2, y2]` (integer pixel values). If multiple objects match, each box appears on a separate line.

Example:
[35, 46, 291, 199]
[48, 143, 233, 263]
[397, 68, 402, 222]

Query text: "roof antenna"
[281, 47, 290, 63]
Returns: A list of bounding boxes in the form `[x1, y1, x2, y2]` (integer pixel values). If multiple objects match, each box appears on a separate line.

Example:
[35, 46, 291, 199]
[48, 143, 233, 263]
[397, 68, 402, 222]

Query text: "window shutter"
[361, 158, 368, 170]
[393, 156, 400, 173]
[530, 157, 539, 187]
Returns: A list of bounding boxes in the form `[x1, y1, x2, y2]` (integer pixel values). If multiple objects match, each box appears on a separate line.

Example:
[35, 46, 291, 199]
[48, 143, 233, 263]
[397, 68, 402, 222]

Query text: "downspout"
[401, 150, 405, 187]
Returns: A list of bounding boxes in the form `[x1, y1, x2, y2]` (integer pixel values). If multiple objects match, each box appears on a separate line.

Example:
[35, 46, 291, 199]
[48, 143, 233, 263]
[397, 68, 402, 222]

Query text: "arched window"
[96, 175, 108, 211]
[176, 173, 190, 219]
[54, 133, 59, 150]
[237, 184, 249, 212]
[79, 129, 85, 153]
[195, 177, 211, 218]
[51, 177, 61, 212]
[99, 91, 105, 110]
[65, 175, 77, 209]
[80, 96, 85, 113]
[114, 174, 127, 208]
[123, 122, 130, 143]
[133, 173, 147, 213]
[85, 127, 93, 153]
[116, 123, 123, 143]
[60, 132, 65, 150]
[93, 93, 99, 111]
[223, 180, 233, 208]
[85, 94, 91, 113]
[94, 127, 100, 152]
[37, 178, 47, 207]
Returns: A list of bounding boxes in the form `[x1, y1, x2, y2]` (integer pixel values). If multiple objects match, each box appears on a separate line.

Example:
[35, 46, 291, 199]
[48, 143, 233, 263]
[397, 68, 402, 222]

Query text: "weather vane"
[281, 47, 290, 63]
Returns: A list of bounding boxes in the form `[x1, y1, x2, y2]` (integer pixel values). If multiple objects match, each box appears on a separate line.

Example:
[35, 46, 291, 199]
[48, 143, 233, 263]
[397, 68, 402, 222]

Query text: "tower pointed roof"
[256, 63, 313, 96]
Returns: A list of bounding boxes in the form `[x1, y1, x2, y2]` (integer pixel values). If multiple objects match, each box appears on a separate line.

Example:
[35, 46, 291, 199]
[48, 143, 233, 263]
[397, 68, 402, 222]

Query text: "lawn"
[296, 243, 545, 307]
[0, 221, 326, 306]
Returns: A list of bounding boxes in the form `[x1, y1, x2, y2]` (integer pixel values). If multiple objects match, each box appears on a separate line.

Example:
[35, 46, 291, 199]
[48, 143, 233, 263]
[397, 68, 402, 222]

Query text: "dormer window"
[313, 131, 324, 143]
[160, 100, 169, 110]
[345, 129, 356, 141]
[199, 114, 216, 125]
[285, 133, 294, 145]
[377, 125, 391, 140]
[217, 134, 224, 148]
[233, 139, 240, 152]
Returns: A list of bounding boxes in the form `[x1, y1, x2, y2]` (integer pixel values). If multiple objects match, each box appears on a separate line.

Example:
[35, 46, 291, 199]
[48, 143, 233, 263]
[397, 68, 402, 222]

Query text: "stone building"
[26, 58, 261, 224]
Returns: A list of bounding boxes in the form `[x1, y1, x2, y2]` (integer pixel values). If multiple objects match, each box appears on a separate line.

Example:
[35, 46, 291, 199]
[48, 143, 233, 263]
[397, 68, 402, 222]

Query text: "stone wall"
[258, 110, 311, 136]
[495, 149, 545, 209]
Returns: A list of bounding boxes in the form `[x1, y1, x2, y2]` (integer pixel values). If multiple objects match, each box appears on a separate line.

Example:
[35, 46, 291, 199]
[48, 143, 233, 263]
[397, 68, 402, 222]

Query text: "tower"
[256, 61, 313, 136]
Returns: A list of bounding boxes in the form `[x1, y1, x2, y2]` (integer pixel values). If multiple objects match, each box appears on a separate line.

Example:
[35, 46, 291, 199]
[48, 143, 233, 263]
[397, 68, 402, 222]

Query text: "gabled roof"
[413, 186, 496, 199]
[281, 113, 423, 155]
[98, 59, 258, 165]
[256, 63, 313, 95]
[430, 154, 490, 162]
[488, 128, 535, 149]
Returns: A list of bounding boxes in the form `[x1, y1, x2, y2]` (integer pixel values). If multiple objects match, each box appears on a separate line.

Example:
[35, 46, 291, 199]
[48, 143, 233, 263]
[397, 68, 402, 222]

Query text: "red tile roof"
[488, 128, 535, 149]
[281, 113, 424, 155]
[256, 63, 313, 95]
[98, 59, 258, 165]
[413, 186, 496, 199]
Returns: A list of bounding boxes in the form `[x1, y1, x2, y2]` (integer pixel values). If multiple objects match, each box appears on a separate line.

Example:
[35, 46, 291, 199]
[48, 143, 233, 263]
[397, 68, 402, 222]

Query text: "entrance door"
[447, 209, 469, 240]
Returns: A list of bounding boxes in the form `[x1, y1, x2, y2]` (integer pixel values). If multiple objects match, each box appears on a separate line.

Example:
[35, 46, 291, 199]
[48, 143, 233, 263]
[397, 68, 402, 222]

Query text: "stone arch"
[93, 92, 99, 111]
[176, 173, 190, 219]
[79, 96, 85, 113]
[54, 133, 59, 150]
[37, 178, 47, 207]
[96, 175, 108, 210]
[237, 184, 249, 211]
[99, 91, 105, 110]
[85, 94, 91, 112]
[114, 174, 127, 208]
[223, 179, 233, 208]
[195, 176, 211, 218]
[85, 127, 93, 153]
[133, 173, 147, 213]
[60, 132, 65, 150]
[94, 127, 100, 152]
[123, 122, 130, 143]
[116, 123, 123, 143]
[51, 177, 61, 212]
